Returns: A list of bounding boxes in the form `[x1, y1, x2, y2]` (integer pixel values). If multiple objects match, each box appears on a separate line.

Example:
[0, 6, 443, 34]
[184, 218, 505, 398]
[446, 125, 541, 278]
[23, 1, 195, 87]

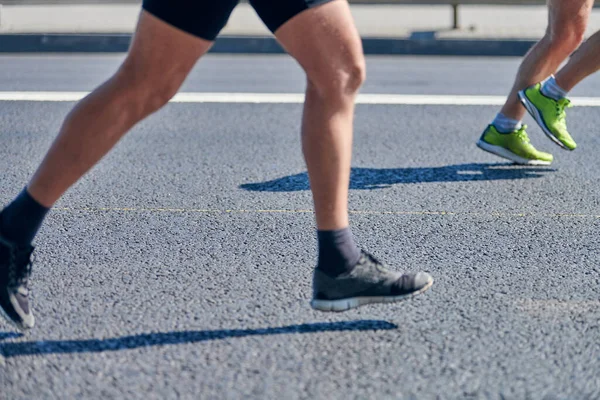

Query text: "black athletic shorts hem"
[142, 0, 336, 42]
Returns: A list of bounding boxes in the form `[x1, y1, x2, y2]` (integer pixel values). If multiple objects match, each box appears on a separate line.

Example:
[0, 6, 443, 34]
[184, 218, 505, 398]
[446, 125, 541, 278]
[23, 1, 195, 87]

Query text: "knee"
[128, 79, 180, 118]
[114, 64, 183, 119]
[341, 59, 367, 95]
[547, 20, 586, 55]
[306, 57, 366, 100]
[138, 81, 179, 116]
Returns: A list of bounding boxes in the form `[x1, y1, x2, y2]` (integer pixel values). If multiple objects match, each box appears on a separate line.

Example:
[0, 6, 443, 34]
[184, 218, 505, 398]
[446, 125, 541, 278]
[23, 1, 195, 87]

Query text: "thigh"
[118, 10, 211, 91]
[250, 0, 336, 34]
[266, 0, 364, 83]
[142, 0, 239, 41]
[548, 0, 593, 31]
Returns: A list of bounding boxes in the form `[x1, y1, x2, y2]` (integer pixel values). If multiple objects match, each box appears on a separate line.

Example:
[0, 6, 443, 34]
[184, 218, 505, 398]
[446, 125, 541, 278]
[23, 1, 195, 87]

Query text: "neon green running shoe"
[518, 83, 576, 150]
[476, 124, 553, 165]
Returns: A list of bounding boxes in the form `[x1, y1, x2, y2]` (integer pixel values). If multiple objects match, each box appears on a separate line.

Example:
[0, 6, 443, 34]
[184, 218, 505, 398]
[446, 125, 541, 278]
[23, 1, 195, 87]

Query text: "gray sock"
[492, 113, 522, 133]
[317, 228, 361, 276]
[541, 76, 568, 101]
[0, 188, 49, 246]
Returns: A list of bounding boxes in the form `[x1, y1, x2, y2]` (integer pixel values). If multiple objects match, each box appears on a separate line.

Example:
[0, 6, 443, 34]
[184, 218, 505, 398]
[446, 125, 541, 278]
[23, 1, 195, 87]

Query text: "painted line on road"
[53, 207, 600, 219]
[515, 299, 600, 316]
[2, 91, 600, 106]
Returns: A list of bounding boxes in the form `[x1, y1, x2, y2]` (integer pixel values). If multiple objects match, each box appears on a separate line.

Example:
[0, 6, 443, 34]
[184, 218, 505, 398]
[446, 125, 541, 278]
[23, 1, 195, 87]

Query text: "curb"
[0, 34, 537, 56]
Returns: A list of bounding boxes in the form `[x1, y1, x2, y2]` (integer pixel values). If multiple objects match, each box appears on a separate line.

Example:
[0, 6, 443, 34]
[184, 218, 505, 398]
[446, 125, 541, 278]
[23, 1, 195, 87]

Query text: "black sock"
[0, 188, 50, 246]
[317, 228, 361, 276]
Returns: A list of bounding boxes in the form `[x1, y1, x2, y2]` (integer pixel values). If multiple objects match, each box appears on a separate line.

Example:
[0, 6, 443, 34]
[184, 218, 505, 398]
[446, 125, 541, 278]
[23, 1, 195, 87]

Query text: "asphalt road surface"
[1, 55, 599, 399]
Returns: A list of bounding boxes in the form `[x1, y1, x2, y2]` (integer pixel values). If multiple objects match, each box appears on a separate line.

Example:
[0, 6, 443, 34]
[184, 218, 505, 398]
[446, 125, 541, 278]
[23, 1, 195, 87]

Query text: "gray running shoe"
[311, 250, 433, 312]
[0, 233, 35, 331]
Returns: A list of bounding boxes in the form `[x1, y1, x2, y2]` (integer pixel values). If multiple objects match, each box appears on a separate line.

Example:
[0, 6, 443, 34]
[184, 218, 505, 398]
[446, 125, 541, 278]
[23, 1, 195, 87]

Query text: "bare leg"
[274, 0, 432, 312]
[275, 0, 365, 231]
[555, 29, 600, 91]
[500, 0, 592, 120]
[28, 11, 211, 207]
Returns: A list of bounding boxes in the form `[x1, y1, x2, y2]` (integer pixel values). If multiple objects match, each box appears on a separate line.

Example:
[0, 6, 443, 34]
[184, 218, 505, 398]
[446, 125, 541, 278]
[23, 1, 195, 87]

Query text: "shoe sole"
[518, 90, 573, 151]
[0, 303, 33, 332]
[0, 296, 35, 332]
[310, 278, 434, 312]
[476, 139, 552, 166]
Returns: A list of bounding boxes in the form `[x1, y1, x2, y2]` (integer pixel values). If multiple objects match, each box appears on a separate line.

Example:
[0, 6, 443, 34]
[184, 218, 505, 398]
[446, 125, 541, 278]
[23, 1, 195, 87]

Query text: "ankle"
[316, 227, 360, 275]
[1, 188, 50, 246]
[492, 113, 522, 133]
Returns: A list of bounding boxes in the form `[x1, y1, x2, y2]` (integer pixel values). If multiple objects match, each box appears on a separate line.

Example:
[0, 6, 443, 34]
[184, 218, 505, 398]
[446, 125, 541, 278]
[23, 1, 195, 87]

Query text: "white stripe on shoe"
[476, 139, 552, 166]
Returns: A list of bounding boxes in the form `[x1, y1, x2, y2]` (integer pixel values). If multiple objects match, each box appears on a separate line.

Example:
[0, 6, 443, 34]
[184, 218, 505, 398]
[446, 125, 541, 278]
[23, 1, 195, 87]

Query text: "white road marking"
[1, 91, 600, 106]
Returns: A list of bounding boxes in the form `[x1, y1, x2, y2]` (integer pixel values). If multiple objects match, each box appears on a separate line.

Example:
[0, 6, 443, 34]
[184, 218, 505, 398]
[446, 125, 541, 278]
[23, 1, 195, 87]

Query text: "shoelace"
[556, 98, 572, 125]
[361, 251, 393, 274]
[514, 125, 531, 144]
[361, 251, 382, 266]
[7, 245, 33, 292]
[362, 250, 412, 288]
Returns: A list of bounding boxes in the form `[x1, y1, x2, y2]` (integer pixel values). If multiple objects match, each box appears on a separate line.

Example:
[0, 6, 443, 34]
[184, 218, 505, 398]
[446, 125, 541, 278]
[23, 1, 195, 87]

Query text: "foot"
[519, 83, 576, 150]
[311, 250, 433, 312]
[0, 234, 35, 331]
[476, 124, 553, 165]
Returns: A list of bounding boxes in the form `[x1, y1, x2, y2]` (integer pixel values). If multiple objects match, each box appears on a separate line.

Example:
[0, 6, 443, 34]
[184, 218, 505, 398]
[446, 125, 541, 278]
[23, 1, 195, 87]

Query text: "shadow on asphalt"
[0, 332, 22, 341]
[240, 163, 555, 192]
[0, 320, 396, 358]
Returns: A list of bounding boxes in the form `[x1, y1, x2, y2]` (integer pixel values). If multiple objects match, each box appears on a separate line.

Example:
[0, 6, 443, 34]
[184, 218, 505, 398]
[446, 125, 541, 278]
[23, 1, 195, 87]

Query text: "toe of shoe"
[413, 272, 433, 290]
[17, 312, 35, 331]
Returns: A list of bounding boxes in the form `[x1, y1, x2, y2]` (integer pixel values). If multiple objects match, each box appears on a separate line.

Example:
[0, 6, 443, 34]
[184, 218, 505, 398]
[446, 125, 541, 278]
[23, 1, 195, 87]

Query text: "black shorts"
[142, 0, 334, 41]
